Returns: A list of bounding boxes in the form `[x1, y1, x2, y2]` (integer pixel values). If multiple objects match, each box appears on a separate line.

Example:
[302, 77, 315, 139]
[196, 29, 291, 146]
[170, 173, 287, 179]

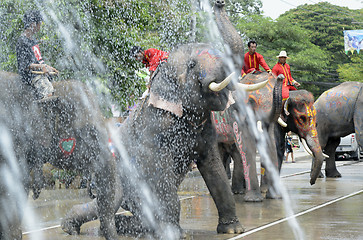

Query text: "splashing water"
[0, 125, 44, 240]
[0, 0, 304, 239]
[195, 0, 304, 238]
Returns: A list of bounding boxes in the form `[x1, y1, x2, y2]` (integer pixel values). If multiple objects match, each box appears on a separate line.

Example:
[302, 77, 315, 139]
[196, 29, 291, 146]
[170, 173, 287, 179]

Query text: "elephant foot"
[325, 169, 342, 178]
[217, 217, 245, 234]
[232, 186, 245, 195]
[115, 215, 186, 239]
[259, 182, 268, 193]
[318, 171, 325, 178]
[265, 189, 282, 199]
[61, 218, 81, 235]
[244, 190, 263, 202]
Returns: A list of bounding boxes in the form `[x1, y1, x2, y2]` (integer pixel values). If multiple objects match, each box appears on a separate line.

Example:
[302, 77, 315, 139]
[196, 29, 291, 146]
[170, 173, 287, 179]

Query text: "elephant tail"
[268, 74, 284, 123]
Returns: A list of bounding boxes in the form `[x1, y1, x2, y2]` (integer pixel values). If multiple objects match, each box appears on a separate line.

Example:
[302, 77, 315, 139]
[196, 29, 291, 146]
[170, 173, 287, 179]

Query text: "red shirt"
[272, 62, 296, 100]
[142, 48, 169, 72]
[241, 52, 271, 75]
[272, 62, 295, 86]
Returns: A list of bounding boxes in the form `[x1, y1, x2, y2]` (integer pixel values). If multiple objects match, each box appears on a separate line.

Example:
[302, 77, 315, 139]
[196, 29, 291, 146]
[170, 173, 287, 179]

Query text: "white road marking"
[281, 161, 357, 178]
[227, 189, 363, 240]
[23, 195, 196, 235]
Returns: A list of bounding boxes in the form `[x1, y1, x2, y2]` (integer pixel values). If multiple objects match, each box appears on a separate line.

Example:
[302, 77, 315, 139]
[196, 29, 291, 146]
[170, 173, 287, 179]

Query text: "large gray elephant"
[275, 90, 326, 185]
[313, 81, 363, 179]
[213, 72, 284, 202]
[221, 73, 326, 202]
[0, 71, 117, 240]
[60, 0, 269, 238]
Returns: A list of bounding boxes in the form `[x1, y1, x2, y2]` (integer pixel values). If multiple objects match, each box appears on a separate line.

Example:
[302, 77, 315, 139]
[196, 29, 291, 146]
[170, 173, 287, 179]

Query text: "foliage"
[337, 54, 363, 82]
[280, 2, 363, 91]
[51, 168, 78, 184]
[0, 0, 193, 112]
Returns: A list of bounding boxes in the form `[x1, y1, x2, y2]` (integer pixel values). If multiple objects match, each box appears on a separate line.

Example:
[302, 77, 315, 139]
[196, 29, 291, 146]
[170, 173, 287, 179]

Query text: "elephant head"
[240, 72, 284, 124]
[150, 44, 267, 121]
[281, 90, 325, 185]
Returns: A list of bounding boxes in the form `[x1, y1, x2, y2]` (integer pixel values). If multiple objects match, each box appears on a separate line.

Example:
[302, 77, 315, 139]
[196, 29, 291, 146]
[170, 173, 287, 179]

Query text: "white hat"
[277, 51, 290, 58]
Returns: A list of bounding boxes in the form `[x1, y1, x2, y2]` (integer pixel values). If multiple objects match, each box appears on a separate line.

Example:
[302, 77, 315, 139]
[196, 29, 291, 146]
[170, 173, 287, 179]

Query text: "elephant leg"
[230, 145, 245, 194]
[324, 137, 342, 178]
[197, 142, 245, 234]
[61, 173, 123, 236]
[218, 143, 232, 180]
[230, 143, 262, 202]
[262, 124, 281, 199]
[274, 123, 287, 173]
[61, 199, 99, 235]
[354, 99, 363, 153]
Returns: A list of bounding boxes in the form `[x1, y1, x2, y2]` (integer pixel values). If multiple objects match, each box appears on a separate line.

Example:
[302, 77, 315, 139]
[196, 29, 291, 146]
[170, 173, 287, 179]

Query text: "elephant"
[275, 90, 326, 185]
[221, 73, 326, 201]
[213, 72, 284, 202]
[0, 71, 117, 240]
[312, 81, 363, 179]
[60, 0, 273, 238]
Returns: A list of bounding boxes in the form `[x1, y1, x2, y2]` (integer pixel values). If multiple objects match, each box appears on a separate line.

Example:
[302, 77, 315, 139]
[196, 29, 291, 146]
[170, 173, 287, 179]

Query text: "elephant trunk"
[304, 135, 325, 185]
[268, 74, 284, 123]
[213, 1, 244, 70]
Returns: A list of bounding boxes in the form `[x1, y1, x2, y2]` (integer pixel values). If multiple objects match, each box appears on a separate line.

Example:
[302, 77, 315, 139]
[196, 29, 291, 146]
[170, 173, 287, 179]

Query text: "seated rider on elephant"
[241, 40, 272, 78]
[130, 46, 169, 89]
[16, 10, 59, 101]
[272, 50, 300, 121]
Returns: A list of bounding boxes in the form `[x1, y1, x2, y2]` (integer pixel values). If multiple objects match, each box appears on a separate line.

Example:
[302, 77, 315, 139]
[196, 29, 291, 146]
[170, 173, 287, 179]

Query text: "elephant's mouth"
[205, 88, 229, 111]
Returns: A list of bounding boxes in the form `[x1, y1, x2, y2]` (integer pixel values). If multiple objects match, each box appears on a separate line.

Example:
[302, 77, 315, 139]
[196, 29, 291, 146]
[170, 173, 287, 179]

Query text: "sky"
[260, 0, 363, 19]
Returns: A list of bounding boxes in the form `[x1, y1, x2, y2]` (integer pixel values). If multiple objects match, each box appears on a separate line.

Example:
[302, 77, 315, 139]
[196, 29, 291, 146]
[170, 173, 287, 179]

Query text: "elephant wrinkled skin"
[0, 71, 117, 240]
[313, 81, 363, 179]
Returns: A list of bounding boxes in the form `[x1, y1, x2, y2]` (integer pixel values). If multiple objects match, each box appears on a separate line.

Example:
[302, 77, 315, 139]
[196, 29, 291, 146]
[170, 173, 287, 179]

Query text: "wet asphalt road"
[22, 152, 363, 240]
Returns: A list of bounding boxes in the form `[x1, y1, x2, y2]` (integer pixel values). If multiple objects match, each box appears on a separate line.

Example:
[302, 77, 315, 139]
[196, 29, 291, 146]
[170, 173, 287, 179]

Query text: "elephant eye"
[300, 116, 307, 123]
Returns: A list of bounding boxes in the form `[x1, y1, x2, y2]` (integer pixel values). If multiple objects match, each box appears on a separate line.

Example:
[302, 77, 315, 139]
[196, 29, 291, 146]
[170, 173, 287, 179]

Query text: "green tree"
[280, 2, 363, 86]
[337, 54, 363, 82]
[0, 0, 193, 111]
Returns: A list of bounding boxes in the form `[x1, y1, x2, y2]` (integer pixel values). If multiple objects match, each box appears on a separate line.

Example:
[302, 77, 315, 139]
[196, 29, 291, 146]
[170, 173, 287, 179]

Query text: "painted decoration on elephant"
[293, 103, 317, 137]
[212, 111, 233, 142]
[233, 121, 251, 191]
[108, 138, 116, 157]
[196, 49, 222, 80]
[317, 85, 360, 122]
[59, 137, 76, 156]
[246, 76, 274, 112]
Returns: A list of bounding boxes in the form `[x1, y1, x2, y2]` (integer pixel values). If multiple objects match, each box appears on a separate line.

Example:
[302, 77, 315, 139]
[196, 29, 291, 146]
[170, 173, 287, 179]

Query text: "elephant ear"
[149, 61, 184, 117]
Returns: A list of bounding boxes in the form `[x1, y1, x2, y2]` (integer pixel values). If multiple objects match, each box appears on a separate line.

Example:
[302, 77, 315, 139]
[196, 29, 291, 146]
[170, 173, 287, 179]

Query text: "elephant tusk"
[301, 138, 314, 157]
[209, 72, 235, 92]
[323, 153, 329, 158]
[284, 98, 290, 116]
[236, 79, 269, 92]
[277, 117, 287, 127]
[257, 121, 263, 132]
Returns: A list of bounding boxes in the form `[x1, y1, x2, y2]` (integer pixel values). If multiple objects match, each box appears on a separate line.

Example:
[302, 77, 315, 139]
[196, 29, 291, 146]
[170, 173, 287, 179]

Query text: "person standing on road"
[285, 131, 295, 163]
[241, 40, 272, 78]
